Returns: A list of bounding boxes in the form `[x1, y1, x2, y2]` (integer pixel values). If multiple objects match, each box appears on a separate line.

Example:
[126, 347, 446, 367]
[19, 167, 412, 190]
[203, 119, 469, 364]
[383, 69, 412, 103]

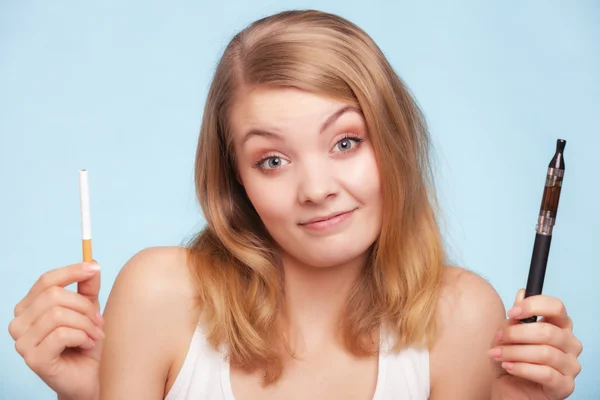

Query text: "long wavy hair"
[185, 9, 446, 384]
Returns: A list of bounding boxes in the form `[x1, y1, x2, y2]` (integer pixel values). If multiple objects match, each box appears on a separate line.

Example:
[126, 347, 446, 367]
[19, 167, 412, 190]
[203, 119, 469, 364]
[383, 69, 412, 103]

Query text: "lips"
[300, 209, 355, 225]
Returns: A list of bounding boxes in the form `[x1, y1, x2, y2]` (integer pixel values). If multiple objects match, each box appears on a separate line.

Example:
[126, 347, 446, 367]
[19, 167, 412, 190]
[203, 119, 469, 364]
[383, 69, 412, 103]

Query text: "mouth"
[299, 208, 357, 231]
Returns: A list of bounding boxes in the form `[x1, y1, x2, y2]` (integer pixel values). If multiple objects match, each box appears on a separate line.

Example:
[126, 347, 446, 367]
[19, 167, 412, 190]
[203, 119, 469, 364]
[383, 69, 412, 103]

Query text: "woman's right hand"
[8, 261, 104, 400]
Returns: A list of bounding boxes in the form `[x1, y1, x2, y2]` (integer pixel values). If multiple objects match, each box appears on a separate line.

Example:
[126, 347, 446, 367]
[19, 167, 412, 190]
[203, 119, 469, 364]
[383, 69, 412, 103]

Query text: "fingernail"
[488, 347, 502, 359]
[96, 312, 104, 324]
[83, 262, 100, 272]
[502, 361, 514, 370]
[495, 330, 503, 342]
[507, 306, 522, 318]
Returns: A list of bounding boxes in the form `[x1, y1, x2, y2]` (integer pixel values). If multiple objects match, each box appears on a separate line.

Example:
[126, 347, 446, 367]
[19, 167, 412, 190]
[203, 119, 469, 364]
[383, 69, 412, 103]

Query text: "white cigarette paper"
[79, 169, 92, 240]
[79, 169, 93, 262]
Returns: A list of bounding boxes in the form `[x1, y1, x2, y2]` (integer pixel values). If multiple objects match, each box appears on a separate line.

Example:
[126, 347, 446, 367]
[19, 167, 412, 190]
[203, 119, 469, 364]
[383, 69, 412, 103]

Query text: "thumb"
[514, 288, 525, 306]
[78, 260, 101, 310]
[507, 288, 526, 325]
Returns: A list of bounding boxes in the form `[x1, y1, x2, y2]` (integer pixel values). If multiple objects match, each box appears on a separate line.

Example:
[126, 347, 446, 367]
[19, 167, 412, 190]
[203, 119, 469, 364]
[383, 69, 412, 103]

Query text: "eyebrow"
[240, 105, 362, 146]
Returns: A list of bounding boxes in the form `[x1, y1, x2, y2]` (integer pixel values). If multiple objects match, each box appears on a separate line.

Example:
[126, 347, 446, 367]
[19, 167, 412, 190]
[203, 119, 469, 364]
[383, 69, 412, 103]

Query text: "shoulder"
[429, 266, 507, 399]
[99, 246, 201, 398]
[436, 265, 505, 322]
[104, 246, 200, 326]
[108, 245, 197, 300]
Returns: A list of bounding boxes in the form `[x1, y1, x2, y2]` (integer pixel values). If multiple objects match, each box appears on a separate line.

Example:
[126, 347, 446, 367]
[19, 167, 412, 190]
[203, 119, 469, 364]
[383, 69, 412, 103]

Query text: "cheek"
[240, 173, 295, 224]
[340, 147, 382, 204]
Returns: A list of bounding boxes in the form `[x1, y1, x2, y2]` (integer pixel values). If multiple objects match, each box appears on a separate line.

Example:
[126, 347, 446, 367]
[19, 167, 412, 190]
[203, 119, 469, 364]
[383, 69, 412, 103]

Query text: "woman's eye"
[259, 157, 289, 170]
[332, 137, 362, 153]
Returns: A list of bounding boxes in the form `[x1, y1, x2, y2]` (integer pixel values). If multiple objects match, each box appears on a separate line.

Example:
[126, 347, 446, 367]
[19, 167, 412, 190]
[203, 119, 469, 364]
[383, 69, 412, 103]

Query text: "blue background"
[1, 1, 598, 398]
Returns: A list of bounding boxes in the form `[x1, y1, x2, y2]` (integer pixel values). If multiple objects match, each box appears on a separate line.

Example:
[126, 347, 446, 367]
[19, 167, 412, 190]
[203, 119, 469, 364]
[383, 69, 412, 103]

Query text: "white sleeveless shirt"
[165, 325, 430, 400]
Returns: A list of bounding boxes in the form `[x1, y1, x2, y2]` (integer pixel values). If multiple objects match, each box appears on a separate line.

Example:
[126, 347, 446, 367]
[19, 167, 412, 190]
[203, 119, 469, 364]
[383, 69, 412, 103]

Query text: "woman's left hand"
[489, 289, 583, 399]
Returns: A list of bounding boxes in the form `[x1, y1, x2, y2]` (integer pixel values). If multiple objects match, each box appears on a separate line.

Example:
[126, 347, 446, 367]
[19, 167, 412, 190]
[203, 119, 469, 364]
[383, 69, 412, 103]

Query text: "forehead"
[229, 87, 357, 138]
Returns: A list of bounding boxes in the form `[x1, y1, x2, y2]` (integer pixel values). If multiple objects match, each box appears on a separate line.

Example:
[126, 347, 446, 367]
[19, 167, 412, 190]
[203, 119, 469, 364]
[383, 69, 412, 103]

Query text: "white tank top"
[165, 325, 430, 400]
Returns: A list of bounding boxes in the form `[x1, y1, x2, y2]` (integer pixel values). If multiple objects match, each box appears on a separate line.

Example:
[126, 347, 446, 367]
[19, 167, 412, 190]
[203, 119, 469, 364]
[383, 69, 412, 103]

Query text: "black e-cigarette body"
[521, 139, 566, 324]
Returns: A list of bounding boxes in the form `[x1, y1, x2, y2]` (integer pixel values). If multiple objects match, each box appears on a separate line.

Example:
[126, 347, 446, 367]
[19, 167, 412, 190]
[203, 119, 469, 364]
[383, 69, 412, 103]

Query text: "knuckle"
[55, 326, 69, 341]
[47, 286, 62, 302]
[14, 339, 26, 357]
[564, 379, 575, 395]
[575, 338, 583, 355]
[7, 319, 19, 340]
[540, 367, 555, 384]
[23, 352, 39, 370]
[50, 306, 64, 322]
[574, 360, 582, 376]
[541, 346, 554, 363]
[539, 324, 553, 342]
[38, 272, 51, 287]
[13, 303, 22, 317]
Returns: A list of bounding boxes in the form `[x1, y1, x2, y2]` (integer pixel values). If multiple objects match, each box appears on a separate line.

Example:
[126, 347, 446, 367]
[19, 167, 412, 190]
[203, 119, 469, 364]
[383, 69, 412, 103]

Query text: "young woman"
[9, 9, 582, 400]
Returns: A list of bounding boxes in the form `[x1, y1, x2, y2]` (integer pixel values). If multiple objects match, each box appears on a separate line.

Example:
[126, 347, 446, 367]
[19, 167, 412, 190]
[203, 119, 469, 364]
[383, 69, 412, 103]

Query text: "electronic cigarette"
[521, 139, 566, 323]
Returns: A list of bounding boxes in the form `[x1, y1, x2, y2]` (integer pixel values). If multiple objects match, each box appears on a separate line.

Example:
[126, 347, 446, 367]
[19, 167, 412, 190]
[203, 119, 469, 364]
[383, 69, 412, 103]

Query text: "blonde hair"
[186, 9, 446, 383]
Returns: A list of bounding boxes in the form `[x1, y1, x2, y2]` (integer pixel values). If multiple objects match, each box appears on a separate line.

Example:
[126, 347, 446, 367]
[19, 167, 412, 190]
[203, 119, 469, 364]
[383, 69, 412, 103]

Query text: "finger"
[489, 344, 581, 376]
[11, 286, 102, 339]
[501, 322, 571, 353]
[14, 261, 101, 316]
[500, 362, 575, 399]
[508, 295, 570, 329]
[507, 289, 526, 326]
[18, 306, 105, 352]
[26, 327, 95, 370]
[540, 315, 574, 332]
[514, 289, 525, 305]
[77, 260, 101, 303]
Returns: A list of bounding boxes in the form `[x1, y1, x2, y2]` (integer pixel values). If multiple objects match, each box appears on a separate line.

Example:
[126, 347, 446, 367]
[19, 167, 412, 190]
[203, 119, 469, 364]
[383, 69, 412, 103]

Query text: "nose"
[297, 161, 338, 204]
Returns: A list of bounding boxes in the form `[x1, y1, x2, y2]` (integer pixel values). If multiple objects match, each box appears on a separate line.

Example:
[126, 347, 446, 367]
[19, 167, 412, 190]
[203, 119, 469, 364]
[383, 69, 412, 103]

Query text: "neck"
[280, 251, 367, 353]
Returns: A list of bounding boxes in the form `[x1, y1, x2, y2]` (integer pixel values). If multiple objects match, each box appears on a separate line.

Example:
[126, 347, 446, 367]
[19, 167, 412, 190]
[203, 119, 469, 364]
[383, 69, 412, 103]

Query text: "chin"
[285, 240, 374, 269]
[267, 222, 381, 269]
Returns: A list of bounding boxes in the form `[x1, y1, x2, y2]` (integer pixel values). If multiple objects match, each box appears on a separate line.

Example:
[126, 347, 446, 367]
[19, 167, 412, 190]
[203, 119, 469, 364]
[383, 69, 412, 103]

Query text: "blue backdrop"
[1, 1, 598, 398]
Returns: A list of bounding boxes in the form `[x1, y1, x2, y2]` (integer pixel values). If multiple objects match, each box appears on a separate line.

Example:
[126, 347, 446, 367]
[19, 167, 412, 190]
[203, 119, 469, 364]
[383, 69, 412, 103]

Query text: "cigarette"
[78, 169, 93, 262]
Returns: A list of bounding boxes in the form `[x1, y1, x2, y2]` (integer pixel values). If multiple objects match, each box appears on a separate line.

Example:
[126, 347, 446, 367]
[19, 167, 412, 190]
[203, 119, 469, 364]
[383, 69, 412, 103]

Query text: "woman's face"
[230, 86, 383, 267]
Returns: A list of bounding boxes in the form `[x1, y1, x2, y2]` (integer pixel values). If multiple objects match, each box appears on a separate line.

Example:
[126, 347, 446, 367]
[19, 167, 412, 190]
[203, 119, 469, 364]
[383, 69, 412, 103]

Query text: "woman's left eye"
[332, 136, 363, 153]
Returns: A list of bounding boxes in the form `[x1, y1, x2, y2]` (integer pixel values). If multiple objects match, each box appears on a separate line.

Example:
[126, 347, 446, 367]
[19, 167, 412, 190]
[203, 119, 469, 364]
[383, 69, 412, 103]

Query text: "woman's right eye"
[255, 156, 290, 171]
